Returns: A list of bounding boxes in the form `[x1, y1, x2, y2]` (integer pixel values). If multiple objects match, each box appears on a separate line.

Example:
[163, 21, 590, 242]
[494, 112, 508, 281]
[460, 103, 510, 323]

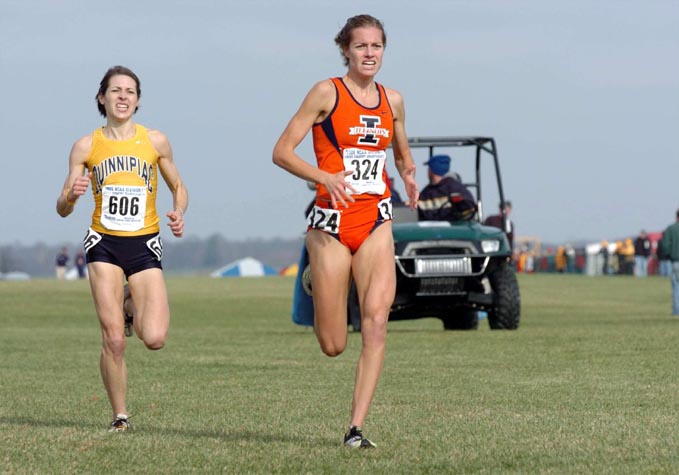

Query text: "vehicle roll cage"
[394, 136, 508, 225]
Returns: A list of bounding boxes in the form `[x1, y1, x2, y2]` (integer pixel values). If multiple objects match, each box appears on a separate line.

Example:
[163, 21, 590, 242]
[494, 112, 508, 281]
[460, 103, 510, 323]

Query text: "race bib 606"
[100, 185, 147, 231]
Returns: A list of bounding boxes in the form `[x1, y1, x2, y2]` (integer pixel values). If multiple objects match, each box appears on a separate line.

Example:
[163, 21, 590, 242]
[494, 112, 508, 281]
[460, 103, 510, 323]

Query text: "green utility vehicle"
[351, 136, 520, 330]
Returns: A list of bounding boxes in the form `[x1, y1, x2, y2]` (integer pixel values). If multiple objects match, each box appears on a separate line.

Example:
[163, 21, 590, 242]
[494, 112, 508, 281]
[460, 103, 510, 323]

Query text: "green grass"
[1, 274, 677, 474]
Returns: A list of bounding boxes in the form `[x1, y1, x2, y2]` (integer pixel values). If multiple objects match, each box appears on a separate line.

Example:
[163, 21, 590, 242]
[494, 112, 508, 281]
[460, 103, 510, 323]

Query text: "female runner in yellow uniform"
[57, 65, 188, 432]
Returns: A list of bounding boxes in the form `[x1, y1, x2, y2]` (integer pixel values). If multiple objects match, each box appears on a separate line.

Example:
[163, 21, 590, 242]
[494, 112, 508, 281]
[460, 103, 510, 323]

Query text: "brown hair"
[334, 14, 386, 66]
[95, 65, 141, 117]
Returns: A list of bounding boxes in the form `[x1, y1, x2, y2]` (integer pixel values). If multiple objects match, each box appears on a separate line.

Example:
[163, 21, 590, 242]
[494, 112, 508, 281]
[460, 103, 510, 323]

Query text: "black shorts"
[83, 228, 163, 278]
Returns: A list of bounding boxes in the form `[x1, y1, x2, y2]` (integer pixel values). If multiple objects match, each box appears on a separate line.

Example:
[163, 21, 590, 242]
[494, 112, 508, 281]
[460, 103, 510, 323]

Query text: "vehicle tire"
[442, 309, 479, 330]
[487, 262, 521, 329]
[348, 280, 361, 332]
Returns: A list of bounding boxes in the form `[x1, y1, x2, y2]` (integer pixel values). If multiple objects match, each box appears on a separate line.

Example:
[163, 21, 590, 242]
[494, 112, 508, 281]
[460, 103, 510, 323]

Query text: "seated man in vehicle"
[417, 154, 477, 221]
[484, 201, 514, 250]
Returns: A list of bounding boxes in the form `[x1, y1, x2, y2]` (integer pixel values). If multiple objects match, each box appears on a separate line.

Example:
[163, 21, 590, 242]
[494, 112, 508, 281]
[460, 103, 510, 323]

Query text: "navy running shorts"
[83, 228, 163, 278]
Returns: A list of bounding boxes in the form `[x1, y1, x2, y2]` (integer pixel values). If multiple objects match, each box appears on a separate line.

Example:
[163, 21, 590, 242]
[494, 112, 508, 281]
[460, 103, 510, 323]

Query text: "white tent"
[210, 257, 278, 278]
[0, 271, 30, 281]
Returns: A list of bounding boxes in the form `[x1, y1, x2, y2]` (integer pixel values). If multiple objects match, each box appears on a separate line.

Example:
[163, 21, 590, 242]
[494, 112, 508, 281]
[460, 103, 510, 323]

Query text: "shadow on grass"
[0, 416, 337, 446]
[385, 328, 451, 333]
[0, 415, 101, 431]
[285, 326, 448, 335]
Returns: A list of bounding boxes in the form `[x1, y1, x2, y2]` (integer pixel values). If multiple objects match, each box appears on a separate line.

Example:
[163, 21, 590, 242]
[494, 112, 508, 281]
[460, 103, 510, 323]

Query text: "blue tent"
[210, 257, 278, 277]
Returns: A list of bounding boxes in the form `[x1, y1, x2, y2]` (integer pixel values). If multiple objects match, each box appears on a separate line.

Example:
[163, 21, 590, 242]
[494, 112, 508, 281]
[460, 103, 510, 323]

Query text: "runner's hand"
[402, 172, 419, 210]
[322, 170, 356, 209]
[69, 172, 91, 200]
[166, 209, 184, 237]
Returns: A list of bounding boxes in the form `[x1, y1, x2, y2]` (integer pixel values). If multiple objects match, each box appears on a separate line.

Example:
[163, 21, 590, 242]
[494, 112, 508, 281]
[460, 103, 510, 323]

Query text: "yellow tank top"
[86, 124, 160, 236]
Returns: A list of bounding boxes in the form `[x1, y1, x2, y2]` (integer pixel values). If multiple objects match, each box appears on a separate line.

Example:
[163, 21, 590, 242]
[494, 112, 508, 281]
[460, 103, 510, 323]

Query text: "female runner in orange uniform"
[273, 15, 419, 448]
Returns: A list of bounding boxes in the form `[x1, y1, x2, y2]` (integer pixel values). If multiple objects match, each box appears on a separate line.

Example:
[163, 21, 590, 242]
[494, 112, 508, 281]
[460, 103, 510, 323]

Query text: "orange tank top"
[312, 77, 394, 202]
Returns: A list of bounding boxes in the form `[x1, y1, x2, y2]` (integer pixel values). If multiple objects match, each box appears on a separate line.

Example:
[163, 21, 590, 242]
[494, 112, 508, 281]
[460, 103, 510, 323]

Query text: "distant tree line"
[0, 234, 305, 277]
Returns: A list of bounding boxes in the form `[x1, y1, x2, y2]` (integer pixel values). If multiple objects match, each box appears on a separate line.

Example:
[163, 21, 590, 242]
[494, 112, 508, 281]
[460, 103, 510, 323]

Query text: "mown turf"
[1, 274, 677, 474]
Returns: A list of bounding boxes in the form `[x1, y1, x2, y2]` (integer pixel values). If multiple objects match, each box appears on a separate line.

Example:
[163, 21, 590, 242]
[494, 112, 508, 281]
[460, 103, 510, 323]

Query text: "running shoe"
[123, 284, 134, 337]
[109, 414, 131, 432]
[124, 312, 134, 337]
[343, 426, 376, 448]
[302, 264, 313, 296]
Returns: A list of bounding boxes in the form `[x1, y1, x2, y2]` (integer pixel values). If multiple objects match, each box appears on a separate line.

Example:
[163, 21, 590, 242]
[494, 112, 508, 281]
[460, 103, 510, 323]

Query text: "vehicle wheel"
[487, 262, 521, 329]
[442, 309, 479, 330]
[348, 280, 361, 332]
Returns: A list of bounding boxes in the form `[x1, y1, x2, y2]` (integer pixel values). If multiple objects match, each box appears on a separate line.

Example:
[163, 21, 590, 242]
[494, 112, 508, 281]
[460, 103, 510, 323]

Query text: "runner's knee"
[142, 331, 167, 350]
[319, 340, 346, 357]
[362, 314, 388, 331]
[103, 333, 126, 357]
[360, 300, 390, 327]
[359, 309, 388, 343]
[317, 332, 347, 356]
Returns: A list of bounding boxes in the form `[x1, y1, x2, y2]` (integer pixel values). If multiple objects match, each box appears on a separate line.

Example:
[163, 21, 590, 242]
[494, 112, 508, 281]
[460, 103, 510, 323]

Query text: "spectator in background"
[621, 238, 635, 275]
[524, 246, 534, 273]
[565, 244, 576, 273]
[660, 209, 679, 316]
[555, 246, 567, 273]
[613, 241, 623, 274]
[634, 230, 651, 277]
[484, 201, 514, 251]
[75, 251, 87, 279]
[600, 240, 610, 275]
[387, 176, 405, 207]
[417, 155, 476, 222]
[657, 233, 672, 276]
[55, 247, 69, 280]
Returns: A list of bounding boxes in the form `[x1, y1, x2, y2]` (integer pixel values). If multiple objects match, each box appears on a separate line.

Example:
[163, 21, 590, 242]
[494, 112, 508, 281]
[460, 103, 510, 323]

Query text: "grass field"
[1, 274, 677, 474]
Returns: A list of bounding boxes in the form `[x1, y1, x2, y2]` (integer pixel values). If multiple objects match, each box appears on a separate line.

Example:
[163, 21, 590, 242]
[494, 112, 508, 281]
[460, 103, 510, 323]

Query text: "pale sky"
[1, 0, 677, 246]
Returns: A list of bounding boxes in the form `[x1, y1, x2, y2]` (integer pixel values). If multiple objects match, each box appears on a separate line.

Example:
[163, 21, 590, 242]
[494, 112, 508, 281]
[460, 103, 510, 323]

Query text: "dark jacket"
[56, 253, 69, 267]
[417, 176, 476, 222]
[484, 214, 514, 250]
[633, 236, 651, 257]
[661, 222, 679, 262]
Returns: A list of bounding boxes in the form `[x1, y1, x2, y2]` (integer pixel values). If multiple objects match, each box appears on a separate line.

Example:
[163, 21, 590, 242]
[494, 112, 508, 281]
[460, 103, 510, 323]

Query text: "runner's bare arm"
[273, 80, 357, 209]
[151, 130, 188, 237]
[386, 88, 418, 209]
[57, 135, 92, 217]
